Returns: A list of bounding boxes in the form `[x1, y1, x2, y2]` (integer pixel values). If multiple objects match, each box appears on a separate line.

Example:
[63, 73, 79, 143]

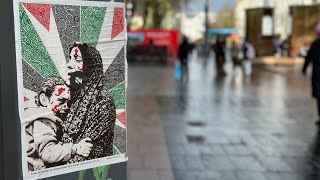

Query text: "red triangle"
[24, 96, 29, 102]
[116, 111, 126, 127]
[111, 8, 124, 40]
[23, 3, 51, 31]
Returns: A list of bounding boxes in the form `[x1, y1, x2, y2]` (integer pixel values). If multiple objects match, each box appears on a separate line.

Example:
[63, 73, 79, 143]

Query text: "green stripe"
[19, 4, 60, 78]
[109, 82, 125, 109]
[113, 146, 120, 155]
[81, 6, 107, 47]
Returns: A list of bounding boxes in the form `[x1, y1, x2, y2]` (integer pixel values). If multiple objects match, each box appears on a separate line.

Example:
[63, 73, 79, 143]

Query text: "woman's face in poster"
[67, 47, 84, 82]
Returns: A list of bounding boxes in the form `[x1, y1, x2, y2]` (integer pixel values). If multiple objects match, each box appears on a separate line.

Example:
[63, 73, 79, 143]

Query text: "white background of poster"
[13, 0, 127, 179]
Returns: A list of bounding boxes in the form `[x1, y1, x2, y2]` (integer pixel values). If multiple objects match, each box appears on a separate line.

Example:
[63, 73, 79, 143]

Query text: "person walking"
[243, 40, 255, 76]
[178, 36, 191, 76]
[273, 34, 282, 57]
[213, 36, 226, 76]
[302, 24, 320, 126]
[230, 41, 243, 70]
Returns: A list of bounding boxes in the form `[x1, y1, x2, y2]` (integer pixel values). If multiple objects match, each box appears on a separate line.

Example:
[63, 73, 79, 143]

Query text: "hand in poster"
[72, 138, 93, 157]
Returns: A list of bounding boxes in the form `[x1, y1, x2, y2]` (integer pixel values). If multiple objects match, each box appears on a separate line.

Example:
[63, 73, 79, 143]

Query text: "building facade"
[235, 0, 320, 39]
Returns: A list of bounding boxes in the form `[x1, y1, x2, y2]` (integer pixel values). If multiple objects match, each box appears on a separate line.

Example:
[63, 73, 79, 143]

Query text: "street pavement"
[127, 52, 320, 180]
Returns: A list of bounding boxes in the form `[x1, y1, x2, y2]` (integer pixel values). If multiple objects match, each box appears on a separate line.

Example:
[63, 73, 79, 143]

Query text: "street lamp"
[204, 0, 209, 56]
[126, 1, 134, 29]
[126, 2, 133, 18]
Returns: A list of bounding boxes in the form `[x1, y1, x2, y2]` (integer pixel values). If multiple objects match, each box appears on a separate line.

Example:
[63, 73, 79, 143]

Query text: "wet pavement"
[127, 52, 320, 180]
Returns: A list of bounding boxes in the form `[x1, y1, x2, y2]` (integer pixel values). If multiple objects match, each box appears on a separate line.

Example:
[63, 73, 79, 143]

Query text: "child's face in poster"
[49, 85, 71, 114]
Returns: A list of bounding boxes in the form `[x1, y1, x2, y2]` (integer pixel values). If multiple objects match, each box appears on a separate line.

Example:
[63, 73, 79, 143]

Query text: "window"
[262, 15, 273, 36]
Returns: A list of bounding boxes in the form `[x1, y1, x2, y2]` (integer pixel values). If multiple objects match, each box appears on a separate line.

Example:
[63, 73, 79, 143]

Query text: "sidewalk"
[254, 56, 304, 65]
[127, 89, 175, 179]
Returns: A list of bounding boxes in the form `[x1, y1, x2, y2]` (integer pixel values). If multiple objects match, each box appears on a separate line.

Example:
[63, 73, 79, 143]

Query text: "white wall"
[180, 12, 216, 42]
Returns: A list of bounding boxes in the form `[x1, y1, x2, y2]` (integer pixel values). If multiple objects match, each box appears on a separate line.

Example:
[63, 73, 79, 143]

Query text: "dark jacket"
[178, 41, 190, 63]
[213, 41, 225, 57]
[303, 38, 320, 98]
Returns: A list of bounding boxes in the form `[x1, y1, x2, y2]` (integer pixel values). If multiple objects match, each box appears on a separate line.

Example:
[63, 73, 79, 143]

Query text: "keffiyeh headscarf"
[62, 43, 116, 163]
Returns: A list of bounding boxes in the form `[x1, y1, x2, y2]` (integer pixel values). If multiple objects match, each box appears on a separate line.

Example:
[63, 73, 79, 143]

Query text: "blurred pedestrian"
[242, 40, 255, 76]
[230, 41, 243, 69]
[302, 23, 320, 126]
[178, 36, 191, 76]
[273, 34, 282, 57]
[281, 36, 290, 57]
[213, 36, 226, 76]
[299, 42, 309, 58]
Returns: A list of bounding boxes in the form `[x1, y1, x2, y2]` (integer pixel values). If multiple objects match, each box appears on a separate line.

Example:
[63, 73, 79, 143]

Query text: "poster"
[13, 0, 127, 179]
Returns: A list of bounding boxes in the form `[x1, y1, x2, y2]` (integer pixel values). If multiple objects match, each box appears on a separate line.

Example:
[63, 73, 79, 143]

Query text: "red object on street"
[128, 29, 179, 57]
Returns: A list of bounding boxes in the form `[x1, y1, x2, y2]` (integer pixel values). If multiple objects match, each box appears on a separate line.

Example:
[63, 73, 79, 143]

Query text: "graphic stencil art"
[14, 1, 127, 179]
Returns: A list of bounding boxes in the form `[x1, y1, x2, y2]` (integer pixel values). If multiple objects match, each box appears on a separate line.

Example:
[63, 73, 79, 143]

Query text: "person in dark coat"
[178, 36, 191, 75]
[303, 24, 320, 125]
[213, 36, 226, 76]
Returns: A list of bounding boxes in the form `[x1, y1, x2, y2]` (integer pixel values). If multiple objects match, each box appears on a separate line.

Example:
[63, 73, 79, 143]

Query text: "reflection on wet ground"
[128, 52, 320, 180]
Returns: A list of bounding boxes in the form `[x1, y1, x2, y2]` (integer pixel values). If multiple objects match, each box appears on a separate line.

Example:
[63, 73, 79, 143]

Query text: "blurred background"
[125, 0, 320, 180]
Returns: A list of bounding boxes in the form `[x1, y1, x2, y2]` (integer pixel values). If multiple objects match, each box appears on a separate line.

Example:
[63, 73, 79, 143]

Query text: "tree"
[210, 4, 235, 29]
[138, 0, 190, 29]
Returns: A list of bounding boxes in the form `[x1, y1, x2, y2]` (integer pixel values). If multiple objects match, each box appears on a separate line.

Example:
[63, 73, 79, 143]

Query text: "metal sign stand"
[0, 0, 22, 179]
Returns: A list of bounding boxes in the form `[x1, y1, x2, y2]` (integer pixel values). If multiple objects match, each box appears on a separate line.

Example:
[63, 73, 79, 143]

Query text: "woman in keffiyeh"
[62, 43, 116, 163]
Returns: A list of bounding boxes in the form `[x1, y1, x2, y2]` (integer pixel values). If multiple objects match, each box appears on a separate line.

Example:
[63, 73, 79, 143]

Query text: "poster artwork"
[14, 0, 127, 179]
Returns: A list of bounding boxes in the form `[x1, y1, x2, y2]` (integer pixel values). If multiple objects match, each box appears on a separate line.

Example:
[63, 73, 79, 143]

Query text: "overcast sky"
[187, 0, 237, 12]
